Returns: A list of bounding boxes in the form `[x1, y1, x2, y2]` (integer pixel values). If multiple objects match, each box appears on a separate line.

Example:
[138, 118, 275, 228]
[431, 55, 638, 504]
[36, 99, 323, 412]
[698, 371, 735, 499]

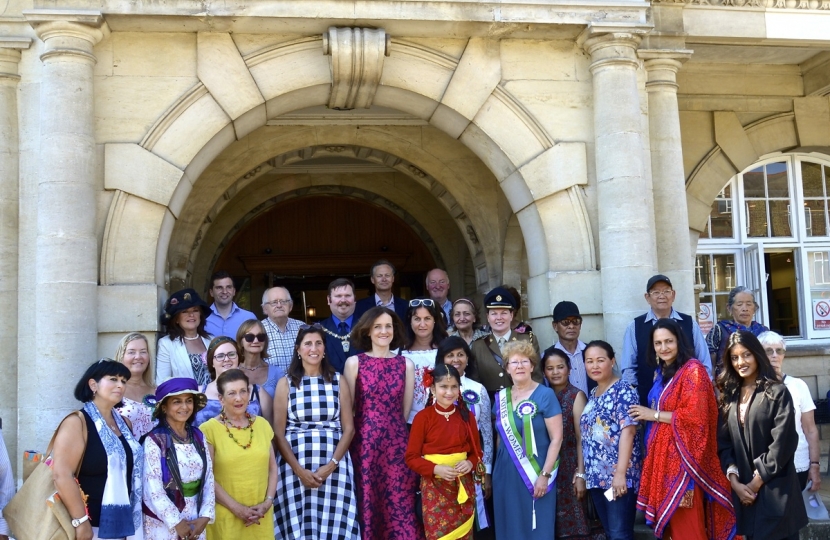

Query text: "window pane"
[807, 250, 830, 331]
[766, 163, 789, 197]
[743, 167, 765, 197]
[710, 199, 733, 238]
[802, 162, 824, 197]
[746, 200, 768, 237]
[804, 200, 827, 237]
[695, 255, 711, 292]
[712, 254, 736, 292]
[769, 200, 792, 236]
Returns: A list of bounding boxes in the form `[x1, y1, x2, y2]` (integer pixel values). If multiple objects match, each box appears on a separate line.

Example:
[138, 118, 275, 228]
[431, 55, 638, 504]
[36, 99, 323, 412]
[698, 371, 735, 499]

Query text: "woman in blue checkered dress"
[274, 325, 360, 540]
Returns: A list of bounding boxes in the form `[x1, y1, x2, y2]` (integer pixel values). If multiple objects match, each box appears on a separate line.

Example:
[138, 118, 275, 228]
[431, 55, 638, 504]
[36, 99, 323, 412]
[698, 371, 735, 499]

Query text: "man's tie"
[338, 322, 348, 335]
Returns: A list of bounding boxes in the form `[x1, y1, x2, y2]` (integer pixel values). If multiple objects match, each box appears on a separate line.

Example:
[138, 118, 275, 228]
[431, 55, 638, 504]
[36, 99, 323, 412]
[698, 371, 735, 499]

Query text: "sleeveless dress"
[275, 375, 360, 539]
[350, 353, 423, 540]
[554, 384, 605, 540]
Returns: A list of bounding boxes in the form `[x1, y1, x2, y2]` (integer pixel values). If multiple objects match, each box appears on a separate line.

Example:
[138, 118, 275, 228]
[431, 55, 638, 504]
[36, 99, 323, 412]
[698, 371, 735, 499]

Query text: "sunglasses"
[409, 299, 435, 308]
[243, 333, 267, 343]
[300, 323, 324, 331]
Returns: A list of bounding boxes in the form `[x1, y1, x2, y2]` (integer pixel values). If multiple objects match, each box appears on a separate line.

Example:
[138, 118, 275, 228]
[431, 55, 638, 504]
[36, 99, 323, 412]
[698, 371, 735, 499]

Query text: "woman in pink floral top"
[116, 332, 158, 438]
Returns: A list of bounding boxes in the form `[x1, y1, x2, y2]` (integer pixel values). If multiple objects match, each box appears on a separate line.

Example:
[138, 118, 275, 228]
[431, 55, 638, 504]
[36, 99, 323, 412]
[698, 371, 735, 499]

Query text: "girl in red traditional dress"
[629, 318, 736, 540]
[406, 364, 484, 540]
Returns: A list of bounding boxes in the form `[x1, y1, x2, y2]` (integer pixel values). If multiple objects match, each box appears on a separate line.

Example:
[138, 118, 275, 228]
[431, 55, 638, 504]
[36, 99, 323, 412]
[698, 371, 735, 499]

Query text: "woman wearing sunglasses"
[193, 337, 266, 428]
[235, 319, 281, 427]
[402, 297, 448, 424]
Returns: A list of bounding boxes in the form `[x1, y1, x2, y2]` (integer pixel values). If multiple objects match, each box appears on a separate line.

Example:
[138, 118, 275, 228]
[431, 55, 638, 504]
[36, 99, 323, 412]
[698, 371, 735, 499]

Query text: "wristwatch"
[71, 515, 89, 528]
[331, 457, 340, 467]
[541, 470, 552, 478]
[574, 472, 586, 480]
[653, 411, 660, 421]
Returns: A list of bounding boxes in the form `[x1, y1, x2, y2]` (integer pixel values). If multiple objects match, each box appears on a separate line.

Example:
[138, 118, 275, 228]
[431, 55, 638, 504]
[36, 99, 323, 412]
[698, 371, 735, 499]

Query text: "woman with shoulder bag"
[52, 359, 144, 540]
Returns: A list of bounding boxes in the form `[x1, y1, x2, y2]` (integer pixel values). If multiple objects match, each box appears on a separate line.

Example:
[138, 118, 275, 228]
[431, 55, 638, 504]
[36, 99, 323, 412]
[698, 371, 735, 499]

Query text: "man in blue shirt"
[621, 274, 713, 405]
[204, 271, 255, 339]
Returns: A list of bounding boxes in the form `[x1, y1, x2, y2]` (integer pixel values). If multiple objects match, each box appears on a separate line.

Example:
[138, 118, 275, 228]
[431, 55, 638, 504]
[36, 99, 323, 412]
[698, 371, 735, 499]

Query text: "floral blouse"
[580, 379, 642, 490]
[119, 396, 157, 439]
[402, 349, 438, 424]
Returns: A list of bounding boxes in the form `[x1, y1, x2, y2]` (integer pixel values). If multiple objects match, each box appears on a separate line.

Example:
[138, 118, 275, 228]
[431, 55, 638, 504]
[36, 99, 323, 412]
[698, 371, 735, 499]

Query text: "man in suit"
[321, 277, 362, 373]
[354, 259, 408, 321]
[471, 287, 542, 396]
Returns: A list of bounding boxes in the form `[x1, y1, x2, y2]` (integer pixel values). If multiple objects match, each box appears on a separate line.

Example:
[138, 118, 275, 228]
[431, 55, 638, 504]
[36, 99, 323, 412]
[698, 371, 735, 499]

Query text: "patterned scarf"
[83, 401, 144, 538]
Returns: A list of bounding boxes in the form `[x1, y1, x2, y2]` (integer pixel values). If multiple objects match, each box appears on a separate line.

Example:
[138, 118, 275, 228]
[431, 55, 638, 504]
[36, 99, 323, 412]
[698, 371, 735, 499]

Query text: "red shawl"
[636, 360, 736, 539]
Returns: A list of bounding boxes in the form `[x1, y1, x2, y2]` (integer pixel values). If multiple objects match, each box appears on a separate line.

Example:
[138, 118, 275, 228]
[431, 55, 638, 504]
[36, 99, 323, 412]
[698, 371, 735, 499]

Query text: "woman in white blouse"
[156, 289, 213, 386]
[400, 298, 448, 424]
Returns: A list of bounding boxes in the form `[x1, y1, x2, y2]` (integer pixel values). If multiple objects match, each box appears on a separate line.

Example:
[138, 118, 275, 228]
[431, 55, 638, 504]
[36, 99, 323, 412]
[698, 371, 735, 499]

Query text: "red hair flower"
[422, 368, 435, 389]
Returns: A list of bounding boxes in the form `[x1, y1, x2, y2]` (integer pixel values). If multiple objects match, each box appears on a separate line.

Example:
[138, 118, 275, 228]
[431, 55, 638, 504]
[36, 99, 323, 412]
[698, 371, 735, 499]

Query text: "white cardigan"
[155, 335, 212, 385]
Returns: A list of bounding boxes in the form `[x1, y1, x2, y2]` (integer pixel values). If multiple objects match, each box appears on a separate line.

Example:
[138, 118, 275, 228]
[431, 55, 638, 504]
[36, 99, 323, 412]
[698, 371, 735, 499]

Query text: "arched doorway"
[213, 194, 438, 321]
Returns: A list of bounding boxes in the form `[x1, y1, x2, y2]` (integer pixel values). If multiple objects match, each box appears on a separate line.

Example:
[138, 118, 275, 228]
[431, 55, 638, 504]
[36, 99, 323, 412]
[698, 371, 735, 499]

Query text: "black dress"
[717, 383, 807, 540]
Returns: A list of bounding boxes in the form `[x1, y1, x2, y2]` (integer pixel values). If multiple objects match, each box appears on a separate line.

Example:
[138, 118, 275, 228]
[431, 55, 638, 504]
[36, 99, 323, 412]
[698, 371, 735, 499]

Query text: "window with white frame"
[695, 154, 830, 341]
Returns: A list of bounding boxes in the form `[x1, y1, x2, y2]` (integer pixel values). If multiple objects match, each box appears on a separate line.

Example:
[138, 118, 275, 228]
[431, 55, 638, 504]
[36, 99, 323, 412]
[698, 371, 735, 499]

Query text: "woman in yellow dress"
[199, 368, 277, 539]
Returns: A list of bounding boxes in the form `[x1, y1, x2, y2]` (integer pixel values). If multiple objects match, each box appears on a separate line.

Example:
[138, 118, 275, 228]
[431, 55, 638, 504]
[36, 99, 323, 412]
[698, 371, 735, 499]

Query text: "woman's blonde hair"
[502, 340, 539, 370]
[114, 332, 153, 387]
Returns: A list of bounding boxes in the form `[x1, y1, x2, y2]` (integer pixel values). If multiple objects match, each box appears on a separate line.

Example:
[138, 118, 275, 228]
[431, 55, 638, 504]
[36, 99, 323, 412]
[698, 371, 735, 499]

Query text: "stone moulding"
[323, 27, 391, 110]
[141, 83, 209, 151]
[243, 35, 322, 68]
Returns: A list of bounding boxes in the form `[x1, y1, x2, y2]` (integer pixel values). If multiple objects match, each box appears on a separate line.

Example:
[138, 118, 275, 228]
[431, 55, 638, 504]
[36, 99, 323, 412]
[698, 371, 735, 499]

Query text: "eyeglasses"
[558, 318, 582, 327]
[508, 359, 531, 367]
[243, 333, 266, 343]
[764, 347, 786, 357]
[409, 299, 435, 308]
[263, 299, 291, 307]
[214, 351, 238, 361]
[648, 289, 673, 298]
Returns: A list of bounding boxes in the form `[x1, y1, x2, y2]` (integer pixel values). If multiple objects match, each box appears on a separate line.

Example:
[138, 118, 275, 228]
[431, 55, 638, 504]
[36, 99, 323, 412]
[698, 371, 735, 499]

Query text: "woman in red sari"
[406, 364, 484, 540]
[628, 318, 735, 540]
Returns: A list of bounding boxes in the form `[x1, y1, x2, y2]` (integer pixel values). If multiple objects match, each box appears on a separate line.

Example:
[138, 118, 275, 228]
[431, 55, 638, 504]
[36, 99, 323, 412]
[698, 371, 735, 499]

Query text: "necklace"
[320, 326, 351, 352]
[219, 410, 255, 449]
[435, 404, 456, 422]
[240, 362, 266, 372]
[170, 426, 191, 444]
[183, 335, 200, 341]
[740, 386, 754, 405]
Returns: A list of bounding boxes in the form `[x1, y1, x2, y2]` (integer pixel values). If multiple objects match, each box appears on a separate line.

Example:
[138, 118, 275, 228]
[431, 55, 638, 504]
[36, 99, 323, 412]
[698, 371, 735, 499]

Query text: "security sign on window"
[813, 299, 830, 330]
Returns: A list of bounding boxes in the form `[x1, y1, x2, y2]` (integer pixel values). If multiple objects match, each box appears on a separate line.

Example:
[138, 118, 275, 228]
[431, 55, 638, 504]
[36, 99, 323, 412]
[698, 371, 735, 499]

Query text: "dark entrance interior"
[213, 195, 438, 322]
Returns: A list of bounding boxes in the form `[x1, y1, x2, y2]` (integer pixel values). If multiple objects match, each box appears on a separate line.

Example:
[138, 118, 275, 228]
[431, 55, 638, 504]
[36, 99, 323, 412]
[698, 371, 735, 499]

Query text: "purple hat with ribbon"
[153, 377, 208, 420]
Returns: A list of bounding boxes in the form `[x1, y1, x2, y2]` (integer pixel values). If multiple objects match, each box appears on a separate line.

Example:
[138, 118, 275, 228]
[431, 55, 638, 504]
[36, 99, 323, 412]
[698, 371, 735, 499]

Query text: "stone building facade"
[1, 0, 829, 468]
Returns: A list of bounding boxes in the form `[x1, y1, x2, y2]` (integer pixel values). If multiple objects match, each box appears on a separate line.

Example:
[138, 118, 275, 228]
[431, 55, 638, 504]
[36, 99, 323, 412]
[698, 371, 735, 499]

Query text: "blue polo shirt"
[205, 302, 257, 339]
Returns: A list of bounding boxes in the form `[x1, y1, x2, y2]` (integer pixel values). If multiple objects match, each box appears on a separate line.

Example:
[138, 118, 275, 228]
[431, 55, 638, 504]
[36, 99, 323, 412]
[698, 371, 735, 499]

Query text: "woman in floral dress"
[344, 306, 423, 540]
[116, 332, 158, 438]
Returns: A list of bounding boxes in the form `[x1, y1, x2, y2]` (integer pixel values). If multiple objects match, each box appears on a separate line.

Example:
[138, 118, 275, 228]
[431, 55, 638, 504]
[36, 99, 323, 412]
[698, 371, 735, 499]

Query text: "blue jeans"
[588, 488, 636, 540]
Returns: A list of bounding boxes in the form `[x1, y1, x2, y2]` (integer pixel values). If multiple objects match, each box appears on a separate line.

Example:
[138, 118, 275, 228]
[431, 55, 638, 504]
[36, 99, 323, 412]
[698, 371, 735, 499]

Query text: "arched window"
[696, 153, 830, 341]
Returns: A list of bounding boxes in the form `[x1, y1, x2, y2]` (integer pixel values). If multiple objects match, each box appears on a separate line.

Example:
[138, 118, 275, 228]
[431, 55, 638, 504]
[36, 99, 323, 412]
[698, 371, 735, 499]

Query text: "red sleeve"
[405, 411, 438, 477]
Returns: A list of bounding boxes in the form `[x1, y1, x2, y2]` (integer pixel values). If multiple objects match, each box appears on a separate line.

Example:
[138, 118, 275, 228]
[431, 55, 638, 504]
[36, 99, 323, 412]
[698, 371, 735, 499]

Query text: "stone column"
[0, 37, 30, 465]
[582, 31, 656, 349]
[640, 49, 694, 315]
[23, 12, 104, 449]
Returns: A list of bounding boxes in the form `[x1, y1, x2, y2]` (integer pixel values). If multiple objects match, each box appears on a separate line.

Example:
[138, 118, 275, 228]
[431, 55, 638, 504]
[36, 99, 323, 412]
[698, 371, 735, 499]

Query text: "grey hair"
[261, 286, 293, 305]
[726, 286, 759, 311]
[757, 331, 786, 351]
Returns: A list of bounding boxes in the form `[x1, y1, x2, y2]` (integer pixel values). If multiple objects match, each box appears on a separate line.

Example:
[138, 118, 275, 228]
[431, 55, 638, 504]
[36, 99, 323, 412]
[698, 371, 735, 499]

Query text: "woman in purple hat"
[142, 378, 215, 540]
[156, 288, 213, 386]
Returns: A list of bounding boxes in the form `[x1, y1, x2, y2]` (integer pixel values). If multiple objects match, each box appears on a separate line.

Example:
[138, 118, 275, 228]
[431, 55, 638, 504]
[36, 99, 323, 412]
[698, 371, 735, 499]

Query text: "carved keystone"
[323, 27, 390, 110]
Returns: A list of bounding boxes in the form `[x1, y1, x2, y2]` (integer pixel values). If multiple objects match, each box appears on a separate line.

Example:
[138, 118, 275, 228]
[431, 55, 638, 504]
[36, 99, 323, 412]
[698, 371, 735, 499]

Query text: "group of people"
[11, 261, 821, 540]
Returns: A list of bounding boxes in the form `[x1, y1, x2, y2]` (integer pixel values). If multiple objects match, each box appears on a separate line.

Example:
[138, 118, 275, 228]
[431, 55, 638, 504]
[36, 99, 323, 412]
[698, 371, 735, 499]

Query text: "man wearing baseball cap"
[542, 301, 593, 394]
[621, 274, 713, 406]
[470, 286, 542, 395]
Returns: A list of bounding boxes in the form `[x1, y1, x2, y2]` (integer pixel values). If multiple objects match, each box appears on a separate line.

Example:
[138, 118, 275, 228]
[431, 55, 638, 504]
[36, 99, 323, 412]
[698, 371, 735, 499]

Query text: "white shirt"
[460, 376, 494, 474]
[402, 349, 439, 423]
[555, 341, 588, 395]
[782, 374, 816, 472]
